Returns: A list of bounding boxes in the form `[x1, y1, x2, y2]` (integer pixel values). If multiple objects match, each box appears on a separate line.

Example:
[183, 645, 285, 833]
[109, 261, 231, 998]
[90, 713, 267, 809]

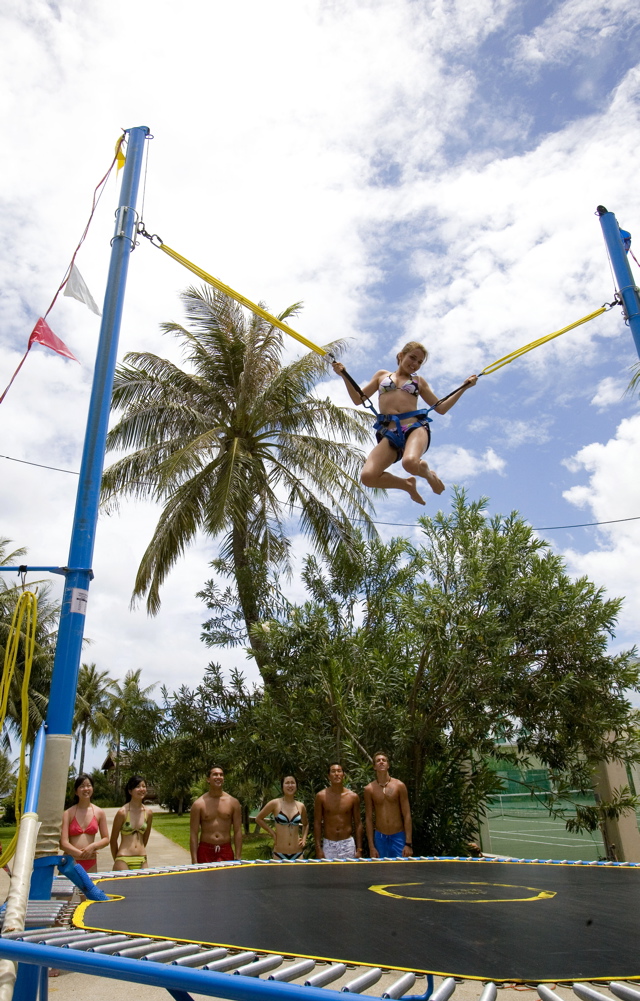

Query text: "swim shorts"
[197, 841, 234, 863]
[374, 830, 406, 858]
[322, 837, 357, 859]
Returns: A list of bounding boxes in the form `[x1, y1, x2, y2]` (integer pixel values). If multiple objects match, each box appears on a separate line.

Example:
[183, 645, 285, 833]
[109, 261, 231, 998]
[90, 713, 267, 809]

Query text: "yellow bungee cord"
[0, 590, 37, 868]
[137, 225, 613, 403]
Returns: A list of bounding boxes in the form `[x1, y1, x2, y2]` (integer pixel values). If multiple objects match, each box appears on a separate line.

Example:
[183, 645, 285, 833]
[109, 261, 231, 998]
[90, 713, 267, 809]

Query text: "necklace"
[377, 778, 391, 795]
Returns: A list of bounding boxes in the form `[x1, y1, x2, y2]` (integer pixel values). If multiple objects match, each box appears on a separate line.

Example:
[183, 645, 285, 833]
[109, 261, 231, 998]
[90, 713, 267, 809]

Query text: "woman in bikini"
[333, 341, 477, 506]
[60, 774, 110, 873]
[110, 775, 153, 871]
[255, 776, 309, 860]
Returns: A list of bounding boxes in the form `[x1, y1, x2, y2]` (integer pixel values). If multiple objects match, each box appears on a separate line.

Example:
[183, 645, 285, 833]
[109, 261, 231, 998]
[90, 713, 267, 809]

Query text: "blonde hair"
[396, 341, 428, 366]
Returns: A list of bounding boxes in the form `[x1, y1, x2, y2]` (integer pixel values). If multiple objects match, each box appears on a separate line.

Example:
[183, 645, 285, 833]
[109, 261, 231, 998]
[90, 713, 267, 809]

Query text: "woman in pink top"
[60, 774, 110, 872]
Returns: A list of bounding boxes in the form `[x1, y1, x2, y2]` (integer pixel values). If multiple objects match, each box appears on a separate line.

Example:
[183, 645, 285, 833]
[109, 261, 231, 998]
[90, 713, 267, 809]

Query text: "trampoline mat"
[77, 859, 640, 982]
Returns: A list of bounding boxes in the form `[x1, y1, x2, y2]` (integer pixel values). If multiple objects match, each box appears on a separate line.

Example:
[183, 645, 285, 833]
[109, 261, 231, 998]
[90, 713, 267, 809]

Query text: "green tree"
[223, 492, 640, 854]
[102, 286, 375, 680]
[73, 663, 115, 775]
[107, 670, 159, 797]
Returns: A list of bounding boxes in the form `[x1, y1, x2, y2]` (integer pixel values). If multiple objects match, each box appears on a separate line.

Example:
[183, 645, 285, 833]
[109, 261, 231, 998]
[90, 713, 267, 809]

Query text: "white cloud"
[434, 445, 506, 482]
[591, 375, 628, 409]
[562, 415, 640, 646]
[514, 0, 640, 71]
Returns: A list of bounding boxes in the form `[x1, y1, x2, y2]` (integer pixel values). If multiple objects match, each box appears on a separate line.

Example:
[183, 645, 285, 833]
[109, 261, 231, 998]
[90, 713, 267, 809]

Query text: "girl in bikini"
[333, 341, 477, 506]
[110, 775, 153, 871]
[60, 774, 110, 873]
[255, 776, 309, 860]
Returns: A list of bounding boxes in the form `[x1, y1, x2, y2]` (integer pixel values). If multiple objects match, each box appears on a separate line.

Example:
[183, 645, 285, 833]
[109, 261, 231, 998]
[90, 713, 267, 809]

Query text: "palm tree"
[73, 663, 115, 774]
[107, 669, 158, 797]
[102, 287, 376, 680]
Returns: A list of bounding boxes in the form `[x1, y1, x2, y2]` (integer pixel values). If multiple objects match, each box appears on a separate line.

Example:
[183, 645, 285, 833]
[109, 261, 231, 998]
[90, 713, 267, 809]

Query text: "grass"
[152, 812, 273, 860]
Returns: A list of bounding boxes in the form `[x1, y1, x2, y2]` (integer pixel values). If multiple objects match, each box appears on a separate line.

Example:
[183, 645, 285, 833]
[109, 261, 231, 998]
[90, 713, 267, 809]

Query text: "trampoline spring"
[381, 971, 416, 997]
[305, 964, 347, 987]
[342, 967, 383, 993]
[573, 985, 616, 1001]
[173, 948, 229, 967]
[269, 959, 317, 982]
[609, 984, 640, 1001]
[117, 940, 177, 958]
[142, 945, 202, 963]
[65, 934, 132, 950]
[91, 938, 154, 954]
[536, 987, 559, 1001]
[478, 983, 497, 1001]
[424, 977, 456, 1001]
[234, 955, 284, 977]
[204, 951, 257, 971]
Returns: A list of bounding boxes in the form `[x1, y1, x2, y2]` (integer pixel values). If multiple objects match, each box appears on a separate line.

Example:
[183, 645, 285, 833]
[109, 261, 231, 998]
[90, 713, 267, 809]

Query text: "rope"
[0, 591, 38, 868]
[480, 306, 608, 375]
[153, 238, 329, 358]
[138, 228, 611, 414]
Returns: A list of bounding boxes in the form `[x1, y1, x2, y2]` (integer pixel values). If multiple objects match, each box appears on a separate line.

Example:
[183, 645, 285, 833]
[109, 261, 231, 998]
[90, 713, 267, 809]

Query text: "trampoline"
[75, 858, 640, 984]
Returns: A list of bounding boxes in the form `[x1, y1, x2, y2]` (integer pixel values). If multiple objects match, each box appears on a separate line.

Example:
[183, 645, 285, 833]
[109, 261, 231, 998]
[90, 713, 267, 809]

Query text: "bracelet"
[405, 842, 413, 848]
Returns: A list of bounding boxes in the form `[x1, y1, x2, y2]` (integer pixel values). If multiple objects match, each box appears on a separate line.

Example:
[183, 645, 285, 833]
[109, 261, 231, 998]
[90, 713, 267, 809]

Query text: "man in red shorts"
[190, 766, 243, 863]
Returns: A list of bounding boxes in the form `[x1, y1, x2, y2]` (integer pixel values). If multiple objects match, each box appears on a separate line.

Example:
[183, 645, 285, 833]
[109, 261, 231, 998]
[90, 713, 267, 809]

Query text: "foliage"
[106, 670, 159, 798]
[73, 663, 115, 775]
[152, 813, 272, 859]
[102, 286, 375, 679]
[221, 491, 640, 854]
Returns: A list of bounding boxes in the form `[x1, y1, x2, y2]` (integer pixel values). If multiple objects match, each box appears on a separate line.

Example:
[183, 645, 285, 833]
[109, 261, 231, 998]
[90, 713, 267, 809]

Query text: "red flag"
[28, 317, 79, 362]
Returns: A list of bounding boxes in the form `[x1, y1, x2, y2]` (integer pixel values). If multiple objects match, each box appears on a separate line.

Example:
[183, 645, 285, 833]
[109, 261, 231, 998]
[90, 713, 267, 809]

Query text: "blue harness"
[373, 409, 433, 458]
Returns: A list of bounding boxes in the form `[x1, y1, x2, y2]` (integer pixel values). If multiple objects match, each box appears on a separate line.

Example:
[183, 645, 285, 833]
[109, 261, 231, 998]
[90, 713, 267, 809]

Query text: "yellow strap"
[481, 306, 607, 375]
[159, 243, 328, 357]
[0, 590, 37, 869]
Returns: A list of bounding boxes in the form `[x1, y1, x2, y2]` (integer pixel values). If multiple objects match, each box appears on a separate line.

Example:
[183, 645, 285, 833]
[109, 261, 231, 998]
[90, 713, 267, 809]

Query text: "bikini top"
[379, 375, 420, 397]
[69, 807, 99, 837]
[274, 810, 302, 826]
[122, 805, 148, 836]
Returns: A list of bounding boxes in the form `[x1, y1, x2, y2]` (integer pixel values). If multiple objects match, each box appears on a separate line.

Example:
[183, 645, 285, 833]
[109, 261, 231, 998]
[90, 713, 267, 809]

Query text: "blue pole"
[596, 205, 640, 359]
[24, 725, 46, 815]
[45, 126, 149, 735]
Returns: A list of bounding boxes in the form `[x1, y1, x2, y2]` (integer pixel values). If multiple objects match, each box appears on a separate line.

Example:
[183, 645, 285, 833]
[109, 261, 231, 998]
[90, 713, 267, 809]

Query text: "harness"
[373, 410, 433, 456]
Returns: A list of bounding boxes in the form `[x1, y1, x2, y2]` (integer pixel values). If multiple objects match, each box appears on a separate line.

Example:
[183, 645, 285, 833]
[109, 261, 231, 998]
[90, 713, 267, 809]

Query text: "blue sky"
[1, 0, 640, 770]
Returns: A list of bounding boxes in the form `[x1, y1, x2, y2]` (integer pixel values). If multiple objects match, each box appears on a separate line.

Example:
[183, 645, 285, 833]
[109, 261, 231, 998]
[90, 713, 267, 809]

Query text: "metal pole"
[30, 126, 150, 894]
[596, 205, 640, 359]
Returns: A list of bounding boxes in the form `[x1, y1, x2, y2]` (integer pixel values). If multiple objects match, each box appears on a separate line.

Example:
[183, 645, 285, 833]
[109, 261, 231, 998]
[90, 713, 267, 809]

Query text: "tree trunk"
[79, 727, 87, 775]
[232, 522, 272, 683]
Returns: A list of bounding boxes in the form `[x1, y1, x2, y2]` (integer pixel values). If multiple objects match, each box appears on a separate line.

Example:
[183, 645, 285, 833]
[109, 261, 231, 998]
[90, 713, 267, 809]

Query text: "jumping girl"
[333, 341, 477, 505]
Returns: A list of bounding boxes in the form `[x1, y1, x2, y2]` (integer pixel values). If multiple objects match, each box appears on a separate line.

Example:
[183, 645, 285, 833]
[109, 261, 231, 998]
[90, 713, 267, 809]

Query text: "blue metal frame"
[0, 940, 352, 1001]
[45, 125, 149, 738]
[597, 205, 640, 359]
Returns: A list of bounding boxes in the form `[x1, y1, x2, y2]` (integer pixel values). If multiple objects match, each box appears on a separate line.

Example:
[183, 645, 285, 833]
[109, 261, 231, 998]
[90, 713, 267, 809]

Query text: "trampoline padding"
[76, 859, 640, 983]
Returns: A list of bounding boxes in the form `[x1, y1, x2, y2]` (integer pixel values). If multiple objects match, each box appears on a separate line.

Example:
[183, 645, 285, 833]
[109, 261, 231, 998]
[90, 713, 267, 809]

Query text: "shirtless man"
[190, 766, 243, 864]
[363, 751, 413, 858]
[314, 763, 363, 859]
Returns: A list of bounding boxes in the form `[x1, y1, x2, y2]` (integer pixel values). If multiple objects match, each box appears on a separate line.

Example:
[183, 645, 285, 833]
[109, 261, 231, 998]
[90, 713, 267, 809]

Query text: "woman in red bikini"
[333, 341, 477, 506]
[60, 774, 110, 873]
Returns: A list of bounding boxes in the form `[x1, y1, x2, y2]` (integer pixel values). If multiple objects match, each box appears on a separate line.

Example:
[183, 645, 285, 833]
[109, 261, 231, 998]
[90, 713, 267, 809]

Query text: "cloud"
[561, 415, 640, 647]
[590, 376, 628, 409]
[435, 445, 506, 482]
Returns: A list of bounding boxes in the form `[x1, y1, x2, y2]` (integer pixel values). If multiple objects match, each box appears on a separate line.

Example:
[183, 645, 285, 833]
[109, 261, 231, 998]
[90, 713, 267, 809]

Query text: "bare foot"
[405, 476, 426, 505]
[425, 469, 445, 495]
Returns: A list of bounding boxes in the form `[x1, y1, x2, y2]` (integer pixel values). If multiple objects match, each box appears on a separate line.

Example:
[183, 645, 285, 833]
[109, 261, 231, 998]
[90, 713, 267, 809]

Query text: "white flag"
[63, 264, 102, 316]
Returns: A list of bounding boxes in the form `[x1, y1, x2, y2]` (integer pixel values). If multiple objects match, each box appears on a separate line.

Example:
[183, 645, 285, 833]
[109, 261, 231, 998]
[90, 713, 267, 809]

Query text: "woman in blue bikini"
[333, 341, 477, 506]
[255, 776, 309, 860]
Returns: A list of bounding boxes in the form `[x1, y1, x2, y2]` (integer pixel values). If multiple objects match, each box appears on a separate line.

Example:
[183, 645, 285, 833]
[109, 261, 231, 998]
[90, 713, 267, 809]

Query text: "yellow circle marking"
[368, 881, 556, 903]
